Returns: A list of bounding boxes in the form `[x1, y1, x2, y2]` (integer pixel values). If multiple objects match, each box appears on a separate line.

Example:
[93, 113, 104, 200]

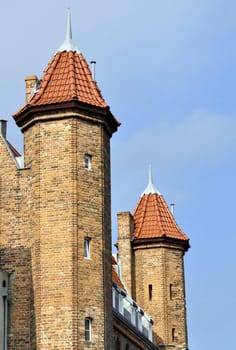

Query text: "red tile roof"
[28, 51, 107, 108]
[7, 141, 21, 157]
[13, 50, 120, 131]
[133, 193, 189, 242]
[112, 255, 118, 265]
[112, 257, 126, 291]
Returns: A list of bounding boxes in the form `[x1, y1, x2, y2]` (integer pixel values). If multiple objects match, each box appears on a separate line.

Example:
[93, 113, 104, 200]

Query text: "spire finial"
[142, 164, 161, 196]
[66, 8, 72, 42]
[149, 164, 153, 186]
[57, 9, 81, 54]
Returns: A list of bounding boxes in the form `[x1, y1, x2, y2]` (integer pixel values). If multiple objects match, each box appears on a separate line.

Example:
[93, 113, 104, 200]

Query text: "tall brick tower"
[117, 169, 190, 350]
[0, 12, 119, 350]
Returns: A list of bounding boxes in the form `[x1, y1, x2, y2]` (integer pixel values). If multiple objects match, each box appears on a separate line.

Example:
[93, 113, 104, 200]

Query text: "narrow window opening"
[85, 317, 92, 341]
[170, 284, 173, 300]
[84, 154, 92, 170]
[2, 285, 8, 350]
[84, 238, 91, 259]
[172, 328, 175, 342]
[148, 284, 152, 301]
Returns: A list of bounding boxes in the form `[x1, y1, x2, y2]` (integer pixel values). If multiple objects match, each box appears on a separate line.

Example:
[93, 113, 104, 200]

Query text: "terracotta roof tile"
[13, 50, 120, 132]
[133, 193, 189, 242]
[7, 141, 21, 157]
[112, 256, 126, 291]
[112, 255, 117, 265]
[28, 51, 107, 108]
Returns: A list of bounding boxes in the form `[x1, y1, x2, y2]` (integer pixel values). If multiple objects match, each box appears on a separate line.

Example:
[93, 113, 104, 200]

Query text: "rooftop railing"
[112, 283, 153, 342]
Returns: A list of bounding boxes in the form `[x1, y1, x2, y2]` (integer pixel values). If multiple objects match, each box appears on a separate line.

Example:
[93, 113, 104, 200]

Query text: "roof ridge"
[154, 194, 162, 235]
[69, 51, 77, 98]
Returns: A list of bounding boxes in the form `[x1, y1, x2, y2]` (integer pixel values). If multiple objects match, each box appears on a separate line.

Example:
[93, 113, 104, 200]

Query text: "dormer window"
[84, 155, 92, 170]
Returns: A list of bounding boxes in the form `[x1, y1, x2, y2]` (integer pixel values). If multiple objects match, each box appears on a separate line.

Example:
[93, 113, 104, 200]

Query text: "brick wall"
[117, 212, 134, 295]
[133, 241, 188, 349]
[0, 106, 114, 349]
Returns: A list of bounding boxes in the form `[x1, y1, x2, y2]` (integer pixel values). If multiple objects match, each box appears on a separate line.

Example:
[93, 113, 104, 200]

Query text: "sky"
[1, 1, 236, 349]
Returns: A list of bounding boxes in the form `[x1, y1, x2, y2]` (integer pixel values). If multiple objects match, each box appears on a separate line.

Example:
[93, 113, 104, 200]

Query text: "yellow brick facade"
[0, 105, 114, 349]
[117, 212, 189, 350]
[0, 17, 190, 349]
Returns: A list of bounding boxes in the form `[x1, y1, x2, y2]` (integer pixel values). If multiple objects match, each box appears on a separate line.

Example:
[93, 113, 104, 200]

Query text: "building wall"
[0, 269, 9, 350]
[22, 111, 113, 350]
[0, 106, 113, 349]
[0, 135, 32, 350]
[133, 242, 188, 349]
[117, 212, 134, 295]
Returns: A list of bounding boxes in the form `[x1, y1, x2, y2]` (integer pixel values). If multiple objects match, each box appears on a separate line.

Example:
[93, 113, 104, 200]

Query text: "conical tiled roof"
[132, 171, 189, 246]
[22, 50, 108, 108]
[133, 193, 189, 242]
[13, 12, 120, 132]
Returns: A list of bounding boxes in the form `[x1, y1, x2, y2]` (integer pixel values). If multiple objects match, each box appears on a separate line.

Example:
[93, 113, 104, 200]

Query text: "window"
[172, 328, 176, 342]
[170, 284, 173, 300]
[123, 298, 132, 322]
[2, 280, 8, 350]
[148, 284, 152, 301]
[84, 238, 91, 259]
[85, 318, 92, 341]
[114, 289, 120, 310]
[84, 154, 92, 170]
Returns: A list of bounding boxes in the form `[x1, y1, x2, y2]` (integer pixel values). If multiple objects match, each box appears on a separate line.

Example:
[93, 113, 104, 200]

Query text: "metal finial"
[141, 164, 161, 196]
[66, 9, 72, 42]
[149, 164, 153, 186]
[57, 9, 81, 53]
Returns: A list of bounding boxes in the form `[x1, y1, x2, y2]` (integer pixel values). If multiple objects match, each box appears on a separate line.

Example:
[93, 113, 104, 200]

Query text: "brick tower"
[0, 12, 119, 350]
[117, 168, 190, 350]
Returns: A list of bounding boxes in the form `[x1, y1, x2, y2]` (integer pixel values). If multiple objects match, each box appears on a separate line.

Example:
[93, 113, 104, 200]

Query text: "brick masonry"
[117, 211, 189, 350]
[0, 107, 113, 349]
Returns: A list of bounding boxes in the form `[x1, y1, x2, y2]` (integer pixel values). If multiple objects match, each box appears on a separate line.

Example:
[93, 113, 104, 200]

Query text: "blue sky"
[1, 1, 236, 349]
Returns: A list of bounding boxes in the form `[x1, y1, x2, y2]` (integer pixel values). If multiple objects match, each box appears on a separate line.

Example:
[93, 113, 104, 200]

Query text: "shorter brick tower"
[117, 168, 190, 350]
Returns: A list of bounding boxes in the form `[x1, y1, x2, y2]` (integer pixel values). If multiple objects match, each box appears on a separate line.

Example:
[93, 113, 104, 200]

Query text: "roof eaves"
[132, 236, 190, 251]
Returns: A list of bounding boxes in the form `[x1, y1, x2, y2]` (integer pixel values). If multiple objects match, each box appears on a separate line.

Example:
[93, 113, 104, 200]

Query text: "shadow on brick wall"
[0, 245, 36, 349]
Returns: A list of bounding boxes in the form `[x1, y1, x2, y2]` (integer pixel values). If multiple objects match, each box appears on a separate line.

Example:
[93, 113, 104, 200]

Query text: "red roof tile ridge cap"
[154, 194, 164, 235]
[69, 51, 77, 98]
[30, 52, 62, 105]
